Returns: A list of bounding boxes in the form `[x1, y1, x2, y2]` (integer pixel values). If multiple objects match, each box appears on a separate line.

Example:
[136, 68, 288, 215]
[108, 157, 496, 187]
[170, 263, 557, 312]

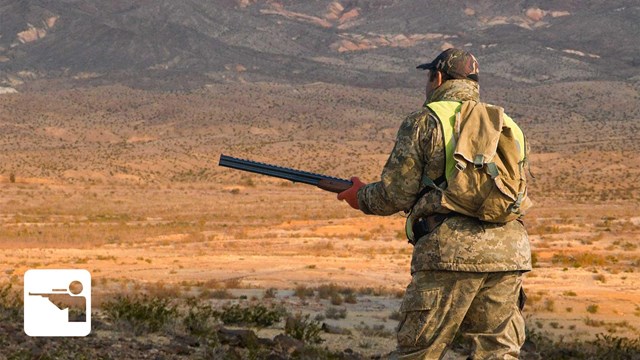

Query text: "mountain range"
[1, 0, 639, 90]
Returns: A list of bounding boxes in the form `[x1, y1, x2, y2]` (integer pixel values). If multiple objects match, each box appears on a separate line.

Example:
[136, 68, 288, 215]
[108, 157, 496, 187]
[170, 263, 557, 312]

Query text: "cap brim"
[416, 62, 435, 70]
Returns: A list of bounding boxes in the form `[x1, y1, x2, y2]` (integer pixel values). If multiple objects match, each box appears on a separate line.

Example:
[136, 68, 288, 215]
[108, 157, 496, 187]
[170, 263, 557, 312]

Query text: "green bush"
[294, 285, 315, 299]
[316, 283, 340, 300]
[285, 313, 323, 344]
[210, 289, 235, 299]
[356, 324, 394, 338]
[527, 327, 640, 359]
[183, 297, 219, 337]
[0, 283, 22, 321]
[103, 294, 178, 335]
[344, 293, 357, 304]
[263, 288, 278, 299]
[587, 304, 599, 314]
[325, 306, 347, 320]
[330, 294, 343, 305]
[590, 334, 640, 359]
[219, 303, 285, 327]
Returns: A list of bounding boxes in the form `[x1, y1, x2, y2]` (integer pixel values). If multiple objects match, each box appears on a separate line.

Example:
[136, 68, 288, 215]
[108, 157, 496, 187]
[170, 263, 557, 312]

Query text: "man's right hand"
[337, 177, 366, 210]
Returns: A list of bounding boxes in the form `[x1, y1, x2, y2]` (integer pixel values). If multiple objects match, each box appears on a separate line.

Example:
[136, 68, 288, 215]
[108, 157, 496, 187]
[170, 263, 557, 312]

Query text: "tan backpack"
[411, 100, 533, 226]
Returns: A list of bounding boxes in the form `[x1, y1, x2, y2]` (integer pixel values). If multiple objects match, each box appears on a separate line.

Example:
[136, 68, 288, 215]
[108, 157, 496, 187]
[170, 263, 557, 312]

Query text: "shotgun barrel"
[218, 154, 353, 193]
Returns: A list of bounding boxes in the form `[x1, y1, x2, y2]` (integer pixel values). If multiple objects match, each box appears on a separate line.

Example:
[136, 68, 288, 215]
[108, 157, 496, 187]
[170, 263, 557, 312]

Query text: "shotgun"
[218, 154, 352, 193]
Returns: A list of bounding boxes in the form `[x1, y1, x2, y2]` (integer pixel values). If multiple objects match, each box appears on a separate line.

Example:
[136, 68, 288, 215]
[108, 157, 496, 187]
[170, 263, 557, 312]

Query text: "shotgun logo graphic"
[24, 269, 91, 337]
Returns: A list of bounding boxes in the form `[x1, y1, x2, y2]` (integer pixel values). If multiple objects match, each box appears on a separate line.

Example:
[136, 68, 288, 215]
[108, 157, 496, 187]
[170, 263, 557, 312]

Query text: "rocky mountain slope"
[1, 0, 638, 90]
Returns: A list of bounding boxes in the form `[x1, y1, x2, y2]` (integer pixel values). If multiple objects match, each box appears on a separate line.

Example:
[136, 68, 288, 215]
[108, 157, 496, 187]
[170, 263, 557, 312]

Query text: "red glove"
[337, 177, 366, 210]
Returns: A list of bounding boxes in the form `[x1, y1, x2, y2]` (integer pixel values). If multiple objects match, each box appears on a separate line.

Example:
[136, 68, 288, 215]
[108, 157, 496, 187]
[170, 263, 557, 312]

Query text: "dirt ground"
[1, 175, 639, 356]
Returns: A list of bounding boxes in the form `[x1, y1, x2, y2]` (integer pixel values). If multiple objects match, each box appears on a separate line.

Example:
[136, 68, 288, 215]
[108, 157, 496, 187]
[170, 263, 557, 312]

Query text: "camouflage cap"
[417, 48, 479, 82]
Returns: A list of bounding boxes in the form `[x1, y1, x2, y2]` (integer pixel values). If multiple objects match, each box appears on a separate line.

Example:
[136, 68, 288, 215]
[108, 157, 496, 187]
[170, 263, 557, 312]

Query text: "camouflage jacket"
[357, 79, 532, 273]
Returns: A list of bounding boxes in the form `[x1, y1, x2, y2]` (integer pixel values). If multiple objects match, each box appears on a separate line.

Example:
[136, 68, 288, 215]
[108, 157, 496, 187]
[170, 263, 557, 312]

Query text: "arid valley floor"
[1, 82, 639, 358]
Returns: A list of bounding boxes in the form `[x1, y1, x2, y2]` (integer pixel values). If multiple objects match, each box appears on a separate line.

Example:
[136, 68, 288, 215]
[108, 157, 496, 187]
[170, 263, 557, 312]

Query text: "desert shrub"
[330, 293, 343, 305]
[0, 283, 22, 321]
[544, 299, 555, 312]
[356, 324, 394, 338]
[294, 285, 315, 299]
[223, 278, 242, 289]
[293, 345, 343, 358]
[183, 297, 219, 337]
[590, 334, 640, 359]
[344, 292, 357, 304]
[285, 313, 323, 344]
[325, 306, 347, 320]
[219, 303, 285, 327]
[210, 289, 235, 299]
[552, 252, 614, 268]
[103, 294, 178, 335]
[316, 283, 340, 300]
[528, 327, 640, 360]
[389, 310, 402, 321]
[584, 317, 605, 327]
[357, 286, 387, 296]
[531, 251, 539, 267]
[263, 288, 277, 299]
[587, 304, 599, 314]
[315, 283, 357, 305]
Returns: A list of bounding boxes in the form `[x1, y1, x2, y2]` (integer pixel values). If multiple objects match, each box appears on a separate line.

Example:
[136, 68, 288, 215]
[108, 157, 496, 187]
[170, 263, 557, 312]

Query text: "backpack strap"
[405, 173, 447, 244]
[418, 174, 446, 196]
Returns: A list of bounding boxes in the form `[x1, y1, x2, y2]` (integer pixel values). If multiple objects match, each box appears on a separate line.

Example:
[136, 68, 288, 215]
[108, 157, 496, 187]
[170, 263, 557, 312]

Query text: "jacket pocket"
[397, 289, 440, 347]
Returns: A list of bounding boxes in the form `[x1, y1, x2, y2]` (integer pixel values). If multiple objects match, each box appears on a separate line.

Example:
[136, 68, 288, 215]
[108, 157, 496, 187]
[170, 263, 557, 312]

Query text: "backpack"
[409, 100, 533, 229]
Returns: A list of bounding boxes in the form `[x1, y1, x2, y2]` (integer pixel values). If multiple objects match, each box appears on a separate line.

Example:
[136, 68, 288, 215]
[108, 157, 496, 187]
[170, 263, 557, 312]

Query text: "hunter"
[338, 48, 532, 359]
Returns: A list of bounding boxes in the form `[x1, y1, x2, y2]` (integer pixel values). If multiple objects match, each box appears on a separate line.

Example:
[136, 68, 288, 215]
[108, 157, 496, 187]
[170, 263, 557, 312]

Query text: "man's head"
[417, 48, 479, 99]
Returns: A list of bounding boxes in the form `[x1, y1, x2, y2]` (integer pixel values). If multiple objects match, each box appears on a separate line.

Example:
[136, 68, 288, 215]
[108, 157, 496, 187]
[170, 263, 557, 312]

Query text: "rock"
[45, 16, 59, 29]
[322, 322, 352, 335]
[341, 348, 367, 360]
[174, 334, 200, 347]
[258, 337, 275, 347]
[17, 26, 47, 43]
[525, 7, 545, 22]
[325, 1, 344, 21]
[273, 334, 304, 356]
[339, 8, 359, 24]
[0, 87, 17, 95]
[264, 353, 288, 360]
[218, 328, 259, 348]
[170, 342, 193, 356]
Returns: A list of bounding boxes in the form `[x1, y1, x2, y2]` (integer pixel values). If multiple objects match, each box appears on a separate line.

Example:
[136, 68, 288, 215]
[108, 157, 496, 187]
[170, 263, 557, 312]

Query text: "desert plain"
[0, 82, 639, 358]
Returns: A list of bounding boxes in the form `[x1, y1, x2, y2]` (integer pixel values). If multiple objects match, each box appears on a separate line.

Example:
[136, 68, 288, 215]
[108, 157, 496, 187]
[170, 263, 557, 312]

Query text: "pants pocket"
[397, 289, 440, 347]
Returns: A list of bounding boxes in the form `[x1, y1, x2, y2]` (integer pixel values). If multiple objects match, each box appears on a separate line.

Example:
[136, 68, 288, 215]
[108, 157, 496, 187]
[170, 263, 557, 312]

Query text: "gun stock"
[219, 154, 352, 193]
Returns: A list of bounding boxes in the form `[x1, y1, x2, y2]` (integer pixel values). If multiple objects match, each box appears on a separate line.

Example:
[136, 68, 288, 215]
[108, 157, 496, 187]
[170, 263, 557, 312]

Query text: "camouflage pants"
[389, 270, 525, 360]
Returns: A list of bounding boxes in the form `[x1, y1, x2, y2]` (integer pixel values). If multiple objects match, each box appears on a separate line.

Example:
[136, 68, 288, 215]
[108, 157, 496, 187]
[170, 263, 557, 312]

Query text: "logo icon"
[24, 269, 91, 337]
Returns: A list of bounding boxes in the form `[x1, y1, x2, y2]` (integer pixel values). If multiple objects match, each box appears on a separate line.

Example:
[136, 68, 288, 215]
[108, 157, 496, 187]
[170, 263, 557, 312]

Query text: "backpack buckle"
[473, 154, 484, 169]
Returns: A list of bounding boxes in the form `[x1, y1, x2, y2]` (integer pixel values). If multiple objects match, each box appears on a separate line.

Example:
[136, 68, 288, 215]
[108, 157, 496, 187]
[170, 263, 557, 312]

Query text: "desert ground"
[1, 83, 639, 358]
[1, 174, 639, 357]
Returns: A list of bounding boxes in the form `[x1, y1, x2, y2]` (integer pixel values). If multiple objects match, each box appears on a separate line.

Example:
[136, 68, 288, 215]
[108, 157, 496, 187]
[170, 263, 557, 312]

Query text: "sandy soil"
[1, 181, 639, 356]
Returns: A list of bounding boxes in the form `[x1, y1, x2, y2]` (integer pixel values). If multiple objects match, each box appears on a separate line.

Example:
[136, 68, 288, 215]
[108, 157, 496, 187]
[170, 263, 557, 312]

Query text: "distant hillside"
[0, 0, 639, 203]
[0, 0, 638, 90]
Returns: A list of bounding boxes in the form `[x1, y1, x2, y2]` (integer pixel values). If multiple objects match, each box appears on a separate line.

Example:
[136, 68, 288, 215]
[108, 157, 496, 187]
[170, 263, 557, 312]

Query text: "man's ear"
[435, 70, 443, 87]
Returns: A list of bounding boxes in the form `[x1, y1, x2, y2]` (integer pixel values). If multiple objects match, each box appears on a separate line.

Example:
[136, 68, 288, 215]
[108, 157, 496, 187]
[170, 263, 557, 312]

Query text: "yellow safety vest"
[426, 101, 526, 182]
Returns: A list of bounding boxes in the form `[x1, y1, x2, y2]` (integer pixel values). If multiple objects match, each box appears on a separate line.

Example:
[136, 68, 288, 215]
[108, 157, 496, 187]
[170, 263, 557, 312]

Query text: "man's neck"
[426, 79, 480, 104]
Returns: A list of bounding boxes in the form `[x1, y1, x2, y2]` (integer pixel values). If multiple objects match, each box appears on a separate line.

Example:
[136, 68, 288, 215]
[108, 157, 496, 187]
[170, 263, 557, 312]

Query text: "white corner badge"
[24, 269, 91, 337]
